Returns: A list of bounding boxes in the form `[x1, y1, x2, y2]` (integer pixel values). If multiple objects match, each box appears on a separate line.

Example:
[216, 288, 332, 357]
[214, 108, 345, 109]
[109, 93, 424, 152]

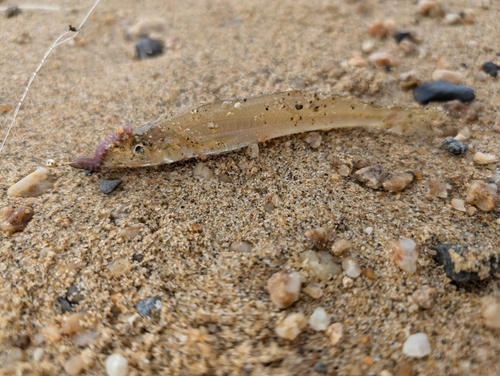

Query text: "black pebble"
[433, 243, 500, 282]
[133, 253, 144, 262]
[99, 179, 122, 194]
[5, 6, 21, 18]
[394, 32, 411, 44]
[66, 285, 85, 304]
[14, 334, 31, 350]
[137, 296, 162, 317]
[413, 82, 475, 104]
[441, 137, 467, 156]
[313, 362, 327, 373]
[136, 37, 164, 60]
[57, 297, 73, 313]
[482, 61, 500, 77]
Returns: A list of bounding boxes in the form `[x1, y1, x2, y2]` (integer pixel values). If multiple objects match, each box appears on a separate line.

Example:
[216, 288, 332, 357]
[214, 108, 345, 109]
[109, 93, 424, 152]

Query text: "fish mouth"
[70, 125, 135, 171]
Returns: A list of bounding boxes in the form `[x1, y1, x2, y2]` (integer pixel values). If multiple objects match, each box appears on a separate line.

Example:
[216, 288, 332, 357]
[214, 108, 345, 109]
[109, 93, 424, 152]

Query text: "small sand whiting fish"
[70, 90, 445, 171]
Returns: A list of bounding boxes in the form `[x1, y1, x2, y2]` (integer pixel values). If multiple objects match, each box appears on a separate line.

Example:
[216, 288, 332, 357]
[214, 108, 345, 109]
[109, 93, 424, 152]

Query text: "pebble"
[275, 312, 307, 340]
[66, 285, 85, 304]
[386, 239, 418, 275]
[402, 333, 431, 358]
[361, 40, 375, 53]
[331, 238, 352, 256]
[412, 286, 436, 309]
[304, 227, 329, 250]
[432, 243, 481, 282]
[62, 312, 87, 335]
[14, 334, 31, 350]
[5, 6, 21, 18]
[426, 180, 449, 200]
[474, 70, 488, 82]
[413, 82, 475, 104]
[342, 256, 362, 278]
[451, 198, 466, 212]
[57, 296, 73, 313]
[368, 52, 398, 67]
[42, 324, 61, 342]
[0, 205, 34, 234]
[416, 0, 443, 17]
[301, 251, 342, 281]
[99, 179, 122, 194]
[309, 307, 330, 331]
[127, 18, 167, 39]
[342, 276, 354, 288]
[482, 61, 500, 77]
[106, 353, 129, 376]
[304, 132, 322, 148]
[267, 270, 301, 309]
[326, 322, 344, 345]
[354, 164, 387, 189]
[443, 13, 462, 25]
[348, 56, 368, 67]
[246, 143, 259, 159]
[229, 241, 253, 253]
[367, 21, 390, 38]
[136, 37, 164, 60]
[7, 167, 55, 197]
[473, 152, 496, 165]
[73, 330, 99, 347]
[393, 32, 411, 44]
[33, 347, 45, 362]
[313, 362, 327, 373]
[442, 137, 467, 156]
[465, 180, 498, 211]
[303, 283, 323, 299]
[480, 296, 500, 329]
[383, 172, 415, 193]
[64, 354, 85, 376]
[193, 162, 214, 181]
[399, 70, 420, 90]
[363, 267, 376, 280]
[137, 296, 162, 317]
[108, 258, 132, 277]
[432, 69, 462, 84]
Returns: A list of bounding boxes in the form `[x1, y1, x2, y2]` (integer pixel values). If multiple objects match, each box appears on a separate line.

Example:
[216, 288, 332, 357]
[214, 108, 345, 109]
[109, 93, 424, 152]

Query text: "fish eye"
[133, 144, 145, 154]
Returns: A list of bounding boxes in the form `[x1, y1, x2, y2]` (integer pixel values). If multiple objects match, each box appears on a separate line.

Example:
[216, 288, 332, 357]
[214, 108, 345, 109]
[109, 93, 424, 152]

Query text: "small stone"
[394, 32, 411, 44]
[62, 312, 88, 335]
[33, 347, 45, 362]
[361, 40, 375, 53]
[386, 239, 418, 275]
[342, 256, 362, 278]
[368, 52, 398, 67]
[442, 137, 467, 156]
[443, 13, 462, 25]
[127, 18, 167, 39]
[355, 164, 387, 189]
[363, 267, 376, 280]
[64, 354, 85, 376]
[73, 330, 99, 347]
[342, 276, 354, 288]
[193, 162, 213, 181]
[367, 21, 389, 38]
[399, 70, 420, 90]
[383, 172, 415, 193]
[137, 296, 162, 317]
[14, 334, 31, 350]
[474, 70, 488, 82]
[465, 180, 498, 211]
[348, 56, 368, 67]
[5, 6, 21, 18]
[275, 312, 307, 340]
[136, 37, 163, 59]
[402, 333, 431, 358]
[304, 132, 322, 148]
[246, 144, 259, 159]
[301, 251, 342, 281]
[313, 362, 327, 373]
[413, 82, 475, 104]
[267, 270, 301, 309]
[432, 69, 462, 84]
[309, 307, 330, 331]
[451, 198, 466, 212]
[303, 283, 323, 299]
[412, 286, 436, 309]
[426, 180, 449, 199]
[473, 152, 496, 165]
[480, 296, 500, 329]
[117, 224, 142, 240]
[108, 258, 132, 277]
[57, 297, 73, 313]
[229, 241, 253, 253]
[106, 353, 129, 376]
[99, 179, 122, 194]
[416, 0, 443, 17]
[7, 167, 55, 197]
[482, 61, 500, 77]
[304, 227, 329, 250]
[0, 206, 34, 234]
[66, 285, 85, 304]
[42, 324, 61, 342]
[331, 238, 352, 256]
[326, 323, 344, 345]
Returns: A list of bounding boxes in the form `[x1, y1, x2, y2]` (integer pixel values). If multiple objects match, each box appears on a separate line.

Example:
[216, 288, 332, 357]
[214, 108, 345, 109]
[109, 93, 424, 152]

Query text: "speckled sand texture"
[1, 0, 500, 375]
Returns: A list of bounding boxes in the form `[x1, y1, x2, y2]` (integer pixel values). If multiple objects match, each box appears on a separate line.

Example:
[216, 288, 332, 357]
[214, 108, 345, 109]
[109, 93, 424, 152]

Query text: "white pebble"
[303, 283, 323, 299]
[301, 251, 341, 281]
[342, 276, 354, 288]
[193, 162, 213, 181]
[33, 348, 45, 362]
[444, 13, 462, 25]
[480, 296, 500, 329]
[386, 239, 418, 275]
[309, 307, 330, 331]
[326, 323, 344, 345]
[106, 353, 129, 376]
[402, 333, 431, 358]
[473, 152, 496, 165]
[342, 256, 362, 278]
[267, 270, 301, 309]
[451, 198, 466, 212]
[331, 238, 352, 256]
[7, 167, 55, 197]
[275, 312, 307, 340]
[368, 52, 398, 67]
[304, 132, 322, 148]
[412, 286, 436, 309]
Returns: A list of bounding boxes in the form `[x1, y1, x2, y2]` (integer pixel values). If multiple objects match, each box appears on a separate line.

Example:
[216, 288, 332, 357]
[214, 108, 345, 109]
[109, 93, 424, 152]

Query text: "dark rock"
[441, 137, 467, 156]
[432, 243, 500, 282]
[313, 362, 327, 373]
[413, 82, 475, 104]
[394, 32, 411, 44]
[5, 6, 21, 18]
[57, 297, 73, 313]
[133, 253, 144, 262]
[137, 296, 162, 317]
[136, 37, 164, 60]
[14, 334, 31, 350]
[99, 179, 122, 194]
[482, 61, 500, 77]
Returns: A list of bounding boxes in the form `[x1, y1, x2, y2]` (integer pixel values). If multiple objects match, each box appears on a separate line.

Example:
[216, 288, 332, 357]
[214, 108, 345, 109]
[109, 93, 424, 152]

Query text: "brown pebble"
[62, 312, 88, 335]
[395, 362, 413, 376]
[383, 172, 415, 193]
[133, 253, 144, 262]
[426, 180, 449, 200]
[0, 103, 13, 112]
[42, 324, 61, 342]
[465, 180, 499, 212]
[7, 167, 56, 197]
[0, 206, 34, 234]
[367, 21, 389, 38]
[416, 0, 444, 17]
[267, 270, 302, 309]
[349, 56, 368, 67]
[355, 164, 387, 189]
[64, 354, 85, 376]
[331, 238, 352, 256]
[108, 258, 132, 277]
[14, 334, 31, 350]
[368, 52, 398, 67]
[305, 227, 329, 250]
[432, 69, 462, 84]
[363, 267, 376, 280]
[412, 286, 436, 309]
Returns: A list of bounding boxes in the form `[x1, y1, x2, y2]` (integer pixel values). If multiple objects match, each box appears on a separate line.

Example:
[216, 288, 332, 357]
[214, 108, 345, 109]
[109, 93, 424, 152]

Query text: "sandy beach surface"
[1, 0, 499, 375]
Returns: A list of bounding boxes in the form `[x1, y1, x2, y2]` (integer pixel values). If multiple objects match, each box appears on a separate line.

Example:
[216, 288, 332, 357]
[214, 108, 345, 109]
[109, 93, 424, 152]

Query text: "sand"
[1, 0, 499, 375]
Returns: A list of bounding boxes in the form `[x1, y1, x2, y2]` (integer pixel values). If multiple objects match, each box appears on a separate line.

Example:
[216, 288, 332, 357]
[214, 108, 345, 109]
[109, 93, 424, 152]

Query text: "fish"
[70, 90, 445, 171]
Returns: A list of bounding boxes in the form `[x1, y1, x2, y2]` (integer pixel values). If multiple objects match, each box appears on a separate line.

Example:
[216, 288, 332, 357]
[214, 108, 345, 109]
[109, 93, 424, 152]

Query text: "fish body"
[71, 90, 443, 170]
